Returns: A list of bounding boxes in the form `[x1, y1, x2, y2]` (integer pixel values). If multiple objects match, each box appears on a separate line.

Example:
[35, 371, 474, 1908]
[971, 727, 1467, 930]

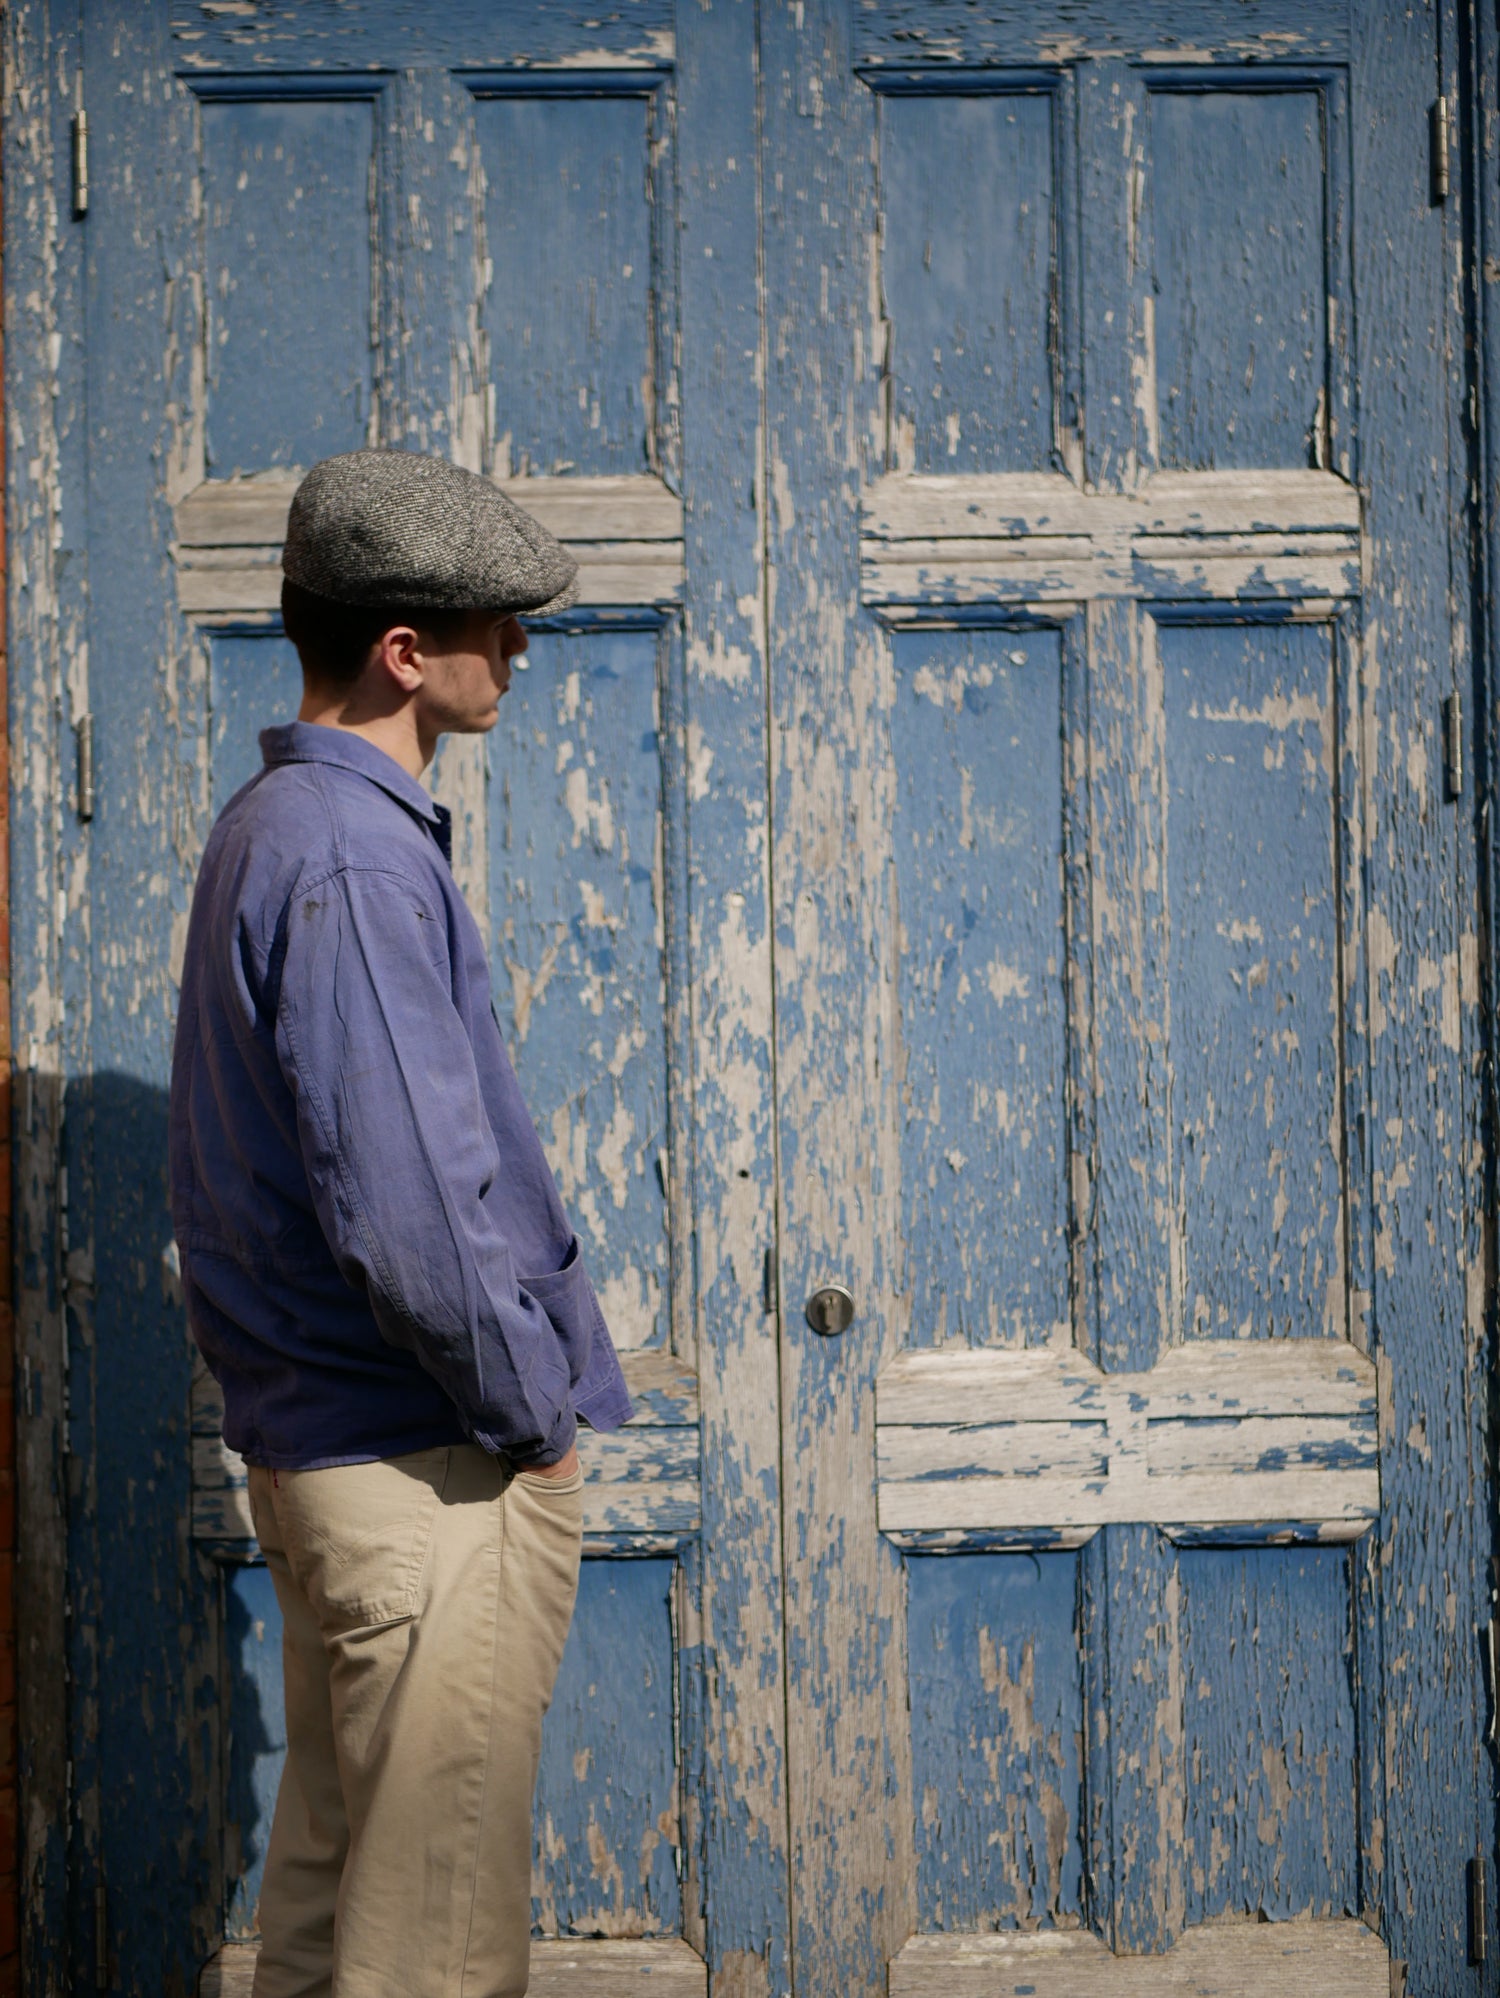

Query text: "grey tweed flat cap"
[282, 449, 579, 615]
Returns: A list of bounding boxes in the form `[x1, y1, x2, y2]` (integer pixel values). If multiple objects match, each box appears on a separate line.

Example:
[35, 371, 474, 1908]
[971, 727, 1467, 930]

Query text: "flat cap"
[282, 448, 579, 616]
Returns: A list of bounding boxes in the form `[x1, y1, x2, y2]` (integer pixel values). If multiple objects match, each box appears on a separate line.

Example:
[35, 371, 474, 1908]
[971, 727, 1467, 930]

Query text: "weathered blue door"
[5, 1, 1494, 1996]
[759, 3, 1493, 1996]
[10, 5, 784, 1994]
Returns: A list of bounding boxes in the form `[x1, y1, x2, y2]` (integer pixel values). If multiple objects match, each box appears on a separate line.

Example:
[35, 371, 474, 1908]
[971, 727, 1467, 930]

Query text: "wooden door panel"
[879, 85, 1064, 474]
[208, 633, 301, 805]
[891, 626, 1070, 1347]
[1148, 85, 1333, 473]
[533, 1561, 683, 1937]
[907, 1551, 1086, 1932]
[490, 625, 672, 1353]
[1178, 1545, 1358, 1923]
[472, 78, 666, 481]
[1162, 617, 1346, 1339]
[219, 1552, 691, 1946]
[198, 83, 379, 473]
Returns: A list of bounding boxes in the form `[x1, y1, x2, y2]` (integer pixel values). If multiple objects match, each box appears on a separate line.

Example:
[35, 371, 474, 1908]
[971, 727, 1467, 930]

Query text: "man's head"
[281, 579, 530, 740]
[279, 449, 577, 766]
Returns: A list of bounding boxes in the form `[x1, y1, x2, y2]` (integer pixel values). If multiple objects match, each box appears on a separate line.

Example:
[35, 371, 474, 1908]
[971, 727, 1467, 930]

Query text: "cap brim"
[521, 572, 581, 619]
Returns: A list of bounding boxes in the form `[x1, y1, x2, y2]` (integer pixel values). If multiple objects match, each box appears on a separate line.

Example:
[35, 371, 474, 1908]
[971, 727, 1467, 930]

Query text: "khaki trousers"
[246, 1445, 583, 1998]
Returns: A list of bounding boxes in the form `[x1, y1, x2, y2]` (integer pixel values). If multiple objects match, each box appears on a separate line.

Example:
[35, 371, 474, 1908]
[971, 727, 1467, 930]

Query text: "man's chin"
[452, 706, 502, 734]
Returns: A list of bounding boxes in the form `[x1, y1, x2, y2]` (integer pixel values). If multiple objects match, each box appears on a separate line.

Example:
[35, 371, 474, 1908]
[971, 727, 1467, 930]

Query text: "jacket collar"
[259, 721, 452, 860]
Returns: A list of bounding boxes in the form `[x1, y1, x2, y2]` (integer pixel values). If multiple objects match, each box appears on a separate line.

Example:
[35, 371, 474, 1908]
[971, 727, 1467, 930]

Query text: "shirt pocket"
[277, 1446, 450, 1631]
[520, 1238, 599, 1386]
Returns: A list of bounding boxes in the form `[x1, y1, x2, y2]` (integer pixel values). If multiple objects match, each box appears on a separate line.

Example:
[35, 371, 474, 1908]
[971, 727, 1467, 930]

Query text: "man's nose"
[503, 616, 529, 662]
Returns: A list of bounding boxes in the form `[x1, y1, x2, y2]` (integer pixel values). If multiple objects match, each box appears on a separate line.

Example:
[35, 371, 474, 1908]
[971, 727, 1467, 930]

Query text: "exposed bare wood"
[498, 475, 685, 542]
[198, 1937, 707, 1998]
[876, 1342, 1377, 1542]
[861, 468, 1361, 607]
[864, 469, 1361, 539]
[878, 1339, 1376, 1422]
[888, 1920, 1388, 1998]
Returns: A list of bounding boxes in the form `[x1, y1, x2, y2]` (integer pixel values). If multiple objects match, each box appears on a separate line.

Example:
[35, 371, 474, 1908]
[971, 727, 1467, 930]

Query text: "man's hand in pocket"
[516, 1444, 580, 1481]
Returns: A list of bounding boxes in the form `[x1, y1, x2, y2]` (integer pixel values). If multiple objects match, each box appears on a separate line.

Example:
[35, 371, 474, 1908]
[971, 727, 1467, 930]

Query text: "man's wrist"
[510, 1404, 578, 1472]
[515, 1441, 580, 1481]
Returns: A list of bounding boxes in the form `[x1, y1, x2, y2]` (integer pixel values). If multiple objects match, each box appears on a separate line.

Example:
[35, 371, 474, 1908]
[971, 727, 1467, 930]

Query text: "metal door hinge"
[1431, 97, 1450, 204]
[1470, 1855, 1488, 1965]
[75, 714, 94, 821]
[1442, 691, 1463, 800]
[71, 108, 89, 218]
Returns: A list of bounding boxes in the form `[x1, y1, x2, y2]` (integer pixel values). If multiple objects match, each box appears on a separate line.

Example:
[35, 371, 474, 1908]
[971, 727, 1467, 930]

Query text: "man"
[169, 449, 632, 1998]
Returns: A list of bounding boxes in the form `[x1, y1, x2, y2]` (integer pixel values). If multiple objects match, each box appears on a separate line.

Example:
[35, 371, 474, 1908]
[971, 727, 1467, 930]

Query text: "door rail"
[875, 1338, 1378, 1550]
[888, 1919, 1389, 1997]
[191, 1346, 701, 1559]
[172, 472, 686, 619]
[860, 468, 1361, 616]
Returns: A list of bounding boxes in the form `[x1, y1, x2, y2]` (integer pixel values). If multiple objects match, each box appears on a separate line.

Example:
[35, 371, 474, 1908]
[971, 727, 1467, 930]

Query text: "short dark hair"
[280, 578, 474, 690]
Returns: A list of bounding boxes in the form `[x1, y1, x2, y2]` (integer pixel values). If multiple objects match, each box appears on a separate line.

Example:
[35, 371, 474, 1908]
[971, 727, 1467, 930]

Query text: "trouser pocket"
[511, 1463, 585, 1498]
[267, 1447, 451, 1631]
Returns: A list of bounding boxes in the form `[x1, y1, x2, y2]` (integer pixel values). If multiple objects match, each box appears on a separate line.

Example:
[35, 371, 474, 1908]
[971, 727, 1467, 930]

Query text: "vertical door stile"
[465, 41, 702, 1963]
[80, 4, 222, 1986]
[1470, 0, 1500, 1964]
[1440, 0, 1496, 1955]
[1353, 0, 1490, 1977]
[1345, 595, 1389, 1949]
[7, 0, 87, 1986]
[676, 5, 793, 1988]
[1075, 56, 1187, 1956]
[59, 6, 106, 1974]
[759, 6, 916, 1994]
[397, 64, 494, 936]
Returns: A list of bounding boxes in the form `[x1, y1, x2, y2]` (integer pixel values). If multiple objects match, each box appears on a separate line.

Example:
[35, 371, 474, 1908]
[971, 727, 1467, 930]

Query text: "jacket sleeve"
[273, 861, 576, 1463]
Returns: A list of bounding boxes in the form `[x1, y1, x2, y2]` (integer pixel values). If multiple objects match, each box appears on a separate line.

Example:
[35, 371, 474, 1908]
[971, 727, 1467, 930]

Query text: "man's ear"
[373, 624, 425, 694]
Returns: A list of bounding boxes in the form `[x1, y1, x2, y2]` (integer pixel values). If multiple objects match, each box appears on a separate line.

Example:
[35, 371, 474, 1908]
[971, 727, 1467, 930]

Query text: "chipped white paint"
[861, 469, 1361, 610]
[889, 1920, 1388, 1997]
[8, 1, 88, 1968]
[429, 731, 490, 946]
[876, 1341, 1378, 1544]
[690, 629, 755, 688]
[200, 1936, 706, 1998]
[594, 1262, 661, 1351]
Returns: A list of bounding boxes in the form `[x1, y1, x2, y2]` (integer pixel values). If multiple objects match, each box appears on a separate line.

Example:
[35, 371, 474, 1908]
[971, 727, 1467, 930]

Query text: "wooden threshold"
[199, 1935, 707, 1996]
[889, 1920, 1389, 1997]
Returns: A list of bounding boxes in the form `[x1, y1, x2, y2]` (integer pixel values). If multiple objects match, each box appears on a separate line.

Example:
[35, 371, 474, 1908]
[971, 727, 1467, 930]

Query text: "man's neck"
[296, 695, 434, 779]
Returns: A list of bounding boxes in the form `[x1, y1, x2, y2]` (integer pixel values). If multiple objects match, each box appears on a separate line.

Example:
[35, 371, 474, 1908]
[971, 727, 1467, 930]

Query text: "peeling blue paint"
[908, 1553, 1085, 1932]
[7, 5, 1494, 1996]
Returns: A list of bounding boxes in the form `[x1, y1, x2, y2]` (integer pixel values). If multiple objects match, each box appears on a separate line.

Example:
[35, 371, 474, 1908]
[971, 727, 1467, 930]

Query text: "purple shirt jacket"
[169, 721, 633, 1470]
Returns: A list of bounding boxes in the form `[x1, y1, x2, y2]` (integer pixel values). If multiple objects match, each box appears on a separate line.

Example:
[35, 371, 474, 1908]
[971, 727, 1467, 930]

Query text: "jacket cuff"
[512, 1403, 578, 1469]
